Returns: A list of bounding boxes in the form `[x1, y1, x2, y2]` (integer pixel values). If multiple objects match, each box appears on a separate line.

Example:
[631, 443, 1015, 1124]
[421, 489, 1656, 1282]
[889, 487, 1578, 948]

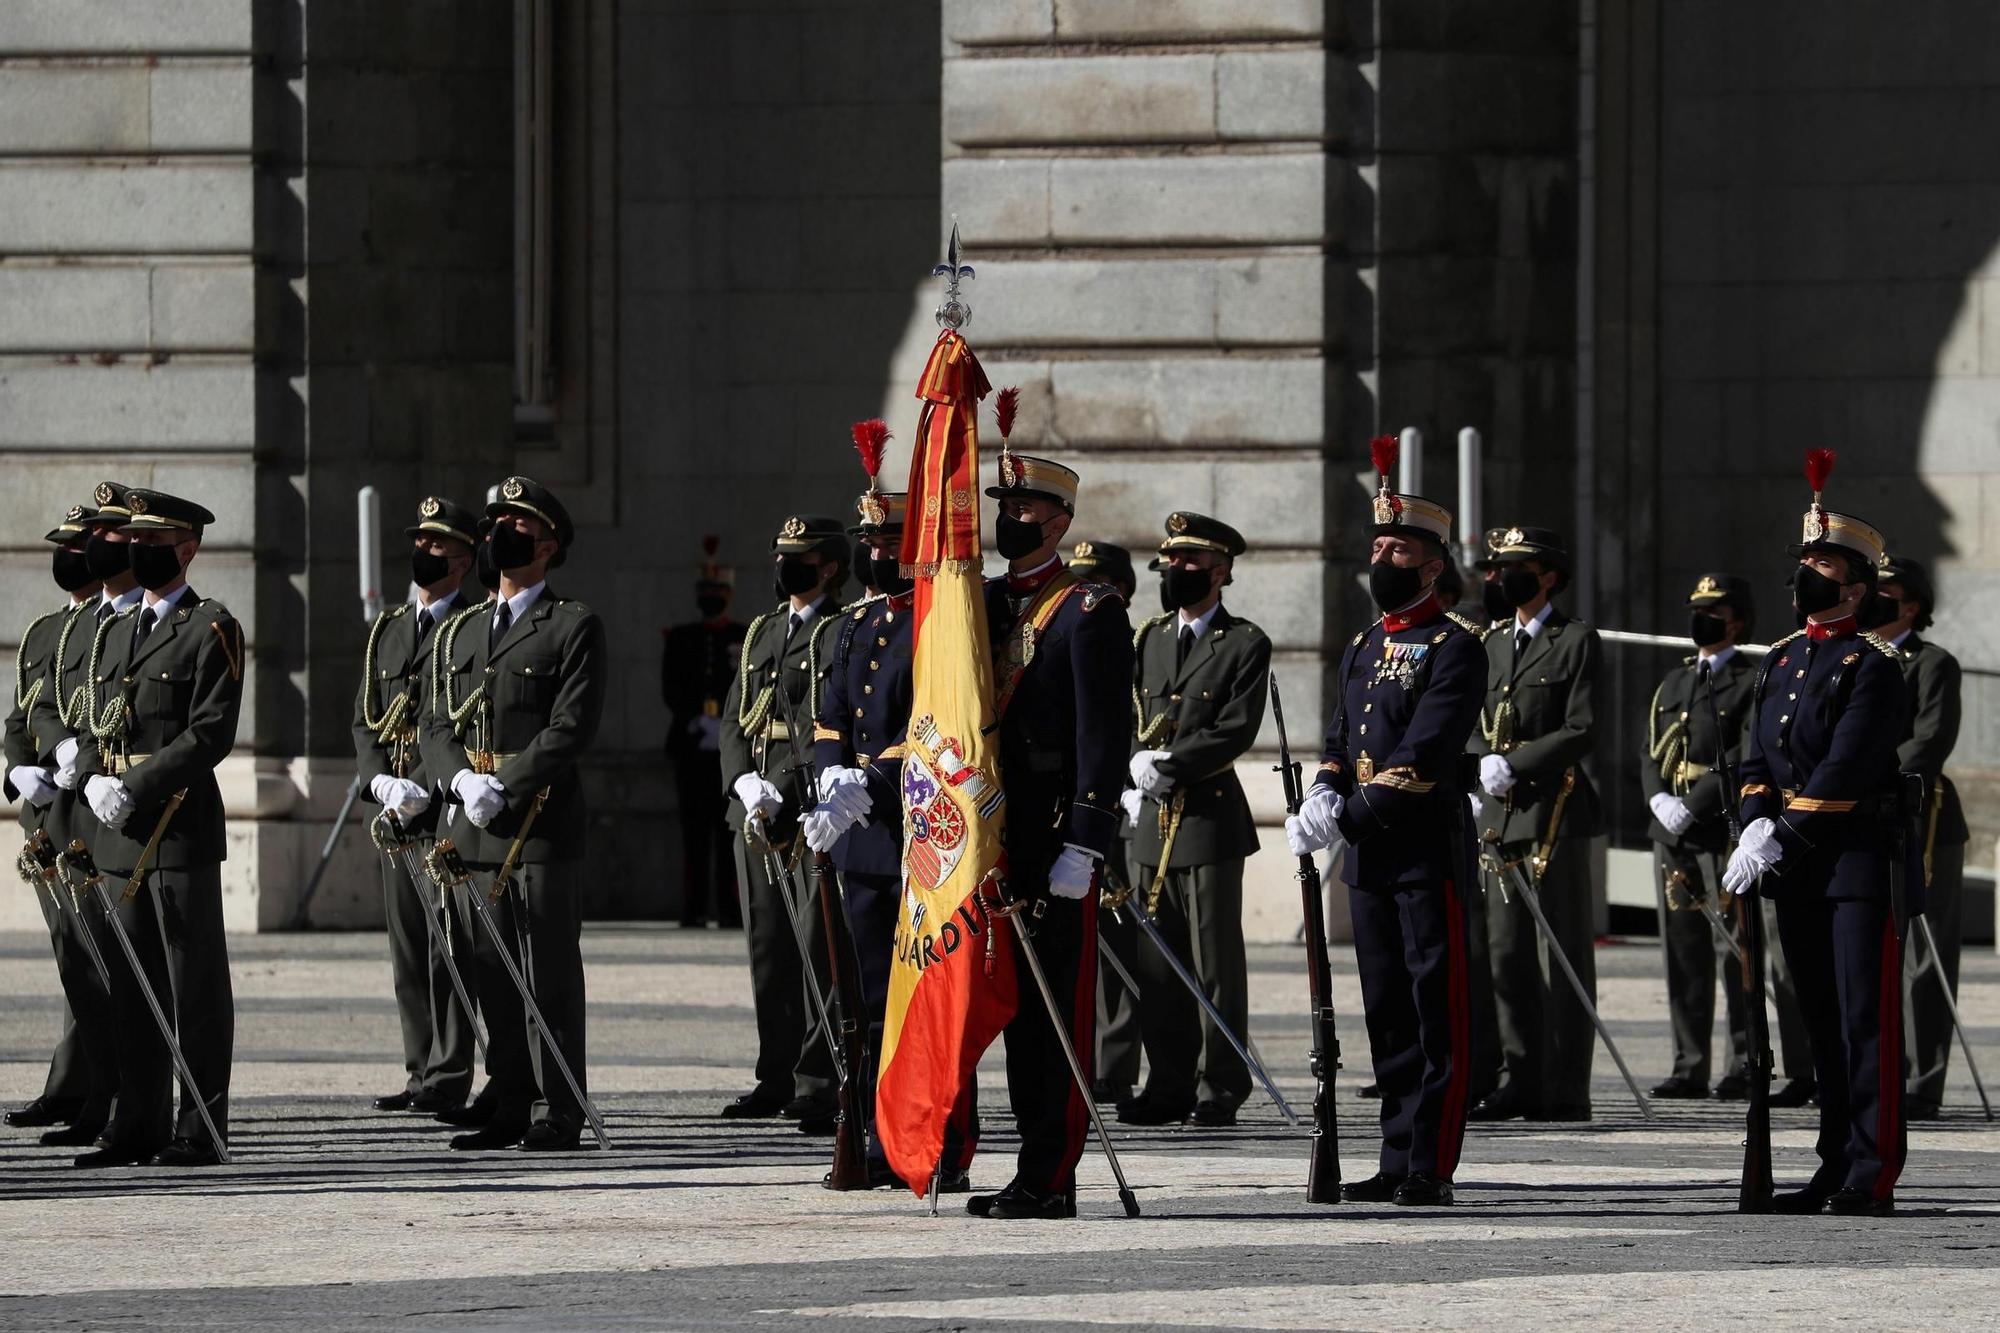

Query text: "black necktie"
[1514, 626, 1530, 658]
[133, 606, 157, 653]
[1177, 625, 1195, 670]
[415, 608, 435, 645]
[491, 600, 512, 644]
[96, 601, 114, 624]
[784, 612, 803, 654]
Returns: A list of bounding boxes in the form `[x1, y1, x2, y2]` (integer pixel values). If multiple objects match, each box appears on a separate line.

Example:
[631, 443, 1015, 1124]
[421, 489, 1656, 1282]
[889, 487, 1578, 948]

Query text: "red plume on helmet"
[1804, 448, 1835, 498]
[852, 419, 891, 489]
[1370, 434, 1399, 485]
[994, 387, 1020, 442]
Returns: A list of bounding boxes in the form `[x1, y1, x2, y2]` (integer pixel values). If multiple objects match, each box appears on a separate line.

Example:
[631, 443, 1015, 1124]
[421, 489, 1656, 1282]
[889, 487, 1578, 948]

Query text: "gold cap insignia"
[420, 496, 442, 519]
[127, 493, 149, 516]
[781, 515, 807, 540]
[1372, 493, 1399, 526]
[1073, 541, 1095, 560]
[65, 504, 85, 523]
[1802, 505, 1827, 544]
[1503, 526, 1525, 548]
[859, 494, 886, 526]
[998, 454, 1019, 488]
[1695, 575, 1720, 595]
[501, 477, 526, 501]
[94, 481, 115, 506]
[1166, 512, 1189, 535]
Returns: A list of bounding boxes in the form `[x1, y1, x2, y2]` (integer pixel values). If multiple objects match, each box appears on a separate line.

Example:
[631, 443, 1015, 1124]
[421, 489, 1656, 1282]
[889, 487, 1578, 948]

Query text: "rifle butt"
[1306, 1097, 1343, 1203]
[826, 1113, 872, 1191]
[1738, 1094, 1774, 1212]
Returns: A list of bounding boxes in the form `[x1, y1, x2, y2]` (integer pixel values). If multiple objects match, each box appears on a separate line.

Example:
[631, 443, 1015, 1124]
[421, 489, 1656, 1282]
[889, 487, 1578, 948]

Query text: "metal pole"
[1398, 426, 1423, 497]
[1457, 427, 1482, 570]
[358, 486, 382, 623]
[1915, 915, 1992, 1120]
[288, 773, 363, 930]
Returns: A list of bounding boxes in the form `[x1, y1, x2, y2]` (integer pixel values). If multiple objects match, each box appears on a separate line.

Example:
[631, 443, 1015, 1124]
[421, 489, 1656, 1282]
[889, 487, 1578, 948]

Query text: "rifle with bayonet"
[1704, 659, 1770, 1212]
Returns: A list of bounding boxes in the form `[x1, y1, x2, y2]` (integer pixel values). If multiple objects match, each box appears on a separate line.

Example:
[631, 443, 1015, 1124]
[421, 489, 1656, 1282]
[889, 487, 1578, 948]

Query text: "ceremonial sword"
[370, 809, 488, 1061]
[20, 829, 111, 989]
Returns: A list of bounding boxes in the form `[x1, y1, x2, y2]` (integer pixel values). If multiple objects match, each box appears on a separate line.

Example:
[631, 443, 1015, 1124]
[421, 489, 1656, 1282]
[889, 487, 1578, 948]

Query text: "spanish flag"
[876, 328, 1016, 1193]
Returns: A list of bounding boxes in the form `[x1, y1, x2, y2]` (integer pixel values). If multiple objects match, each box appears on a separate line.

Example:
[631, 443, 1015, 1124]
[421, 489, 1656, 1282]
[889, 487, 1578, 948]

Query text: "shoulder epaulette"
[1352, 627, 1369, 646]
[1765, 629, 1807, 653]
[1132, 611, 1173, 651]
[1078, 584, 1122, 613]
[1444, 611, 1486, 639]
[1859, 630, 1899, 660]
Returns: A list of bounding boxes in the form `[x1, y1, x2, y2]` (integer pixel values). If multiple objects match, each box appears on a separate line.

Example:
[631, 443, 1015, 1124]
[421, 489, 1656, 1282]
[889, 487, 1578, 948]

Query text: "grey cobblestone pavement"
[0, 926, 1996, 1330]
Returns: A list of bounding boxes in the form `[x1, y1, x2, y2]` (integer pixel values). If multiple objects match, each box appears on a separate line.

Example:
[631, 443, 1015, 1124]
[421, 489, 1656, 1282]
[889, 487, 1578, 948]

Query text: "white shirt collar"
[143, 584, 192, 616]
[1888, 628, 1914, 650]
[1514, 600, 1555, 639]
[1697, 644, 1738, 671]
[101, 585, 144, 613]
[414, 587, 461, 617]
[1176, 600, 1221, 643]
[788, 594, 827, 627]
[496, 580, 546, 626]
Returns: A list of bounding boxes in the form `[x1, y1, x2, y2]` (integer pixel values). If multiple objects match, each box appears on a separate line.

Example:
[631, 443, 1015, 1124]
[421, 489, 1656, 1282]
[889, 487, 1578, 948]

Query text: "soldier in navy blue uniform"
[964, 453, 1133, 1221]
[802, 483, 945, 1188]
[1286, 458, 1485, 1207]
[1723, 456, 1912, 1216]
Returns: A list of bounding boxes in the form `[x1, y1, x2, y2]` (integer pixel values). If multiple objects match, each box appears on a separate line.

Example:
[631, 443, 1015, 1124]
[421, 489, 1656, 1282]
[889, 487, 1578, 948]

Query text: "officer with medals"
[1117, 513, 1268, 1130]
[74, 488, 245, 1167]
[966, 452, 1133, 1220]
[353, 496, 479, 1117]
[427, 477, 606, 1151]
[802, 452, 941, 1188]
[1069, 541, 1144, 1104]
[1868, 554, 1968, 1122]
[718, 514, 849, 1130]
[1722, 453, 1911, 1215]
[3, 499, 122, 1145]
[1641, 574, 1763, 1099]
[1286, 454, 1484, 1205]
[1467, 526, 1604, 1123]
[662, 537, 746, 929]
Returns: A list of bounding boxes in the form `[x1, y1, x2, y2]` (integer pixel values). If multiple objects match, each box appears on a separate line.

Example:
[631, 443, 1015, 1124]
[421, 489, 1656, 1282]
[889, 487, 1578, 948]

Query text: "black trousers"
[1655, 844, 1746, 1086]
[674, 750, 739, 926]
[1001, 894, 1097, 1195]
[464, 861, 587, 1130]
[1486, 836, 1595, 1112]
[1777, 893, 1905, 1198]
[33, 862, 115, 1124]
[1905, 839, 1966, 1112]
[1095, 903, 1142, 1092]
[735, 829, 833, 1103]
[1350, 878, 1473, 1179]
[103, 863, 232, 1152]
[836, 868, 899, 1164]
[1131, 858, 1250, 1110]
[382, 848, 475, 1103]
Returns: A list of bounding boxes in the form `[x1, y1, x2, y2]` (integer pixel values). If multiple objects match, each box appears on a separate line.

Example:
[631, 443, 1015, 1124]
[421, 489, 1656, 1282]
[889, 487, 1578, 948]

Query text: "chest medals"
[1370, 637, 1429, 691]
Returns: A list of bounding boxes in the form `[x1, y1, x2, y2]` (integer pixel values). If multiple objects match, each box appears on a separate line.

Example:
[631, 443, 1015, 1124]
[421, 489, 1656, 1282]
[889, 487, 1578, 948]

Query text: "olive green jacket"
[1468, 606, 1602, 847]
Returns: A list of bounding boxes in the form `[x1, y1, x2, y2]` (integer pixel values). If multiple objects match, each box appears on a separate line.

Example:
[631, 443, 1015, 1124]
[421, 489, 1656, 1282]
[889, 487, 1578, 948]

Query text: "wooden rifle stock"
[1270, 674, 1341, 1204]
[1703, 661, 1772, 1212]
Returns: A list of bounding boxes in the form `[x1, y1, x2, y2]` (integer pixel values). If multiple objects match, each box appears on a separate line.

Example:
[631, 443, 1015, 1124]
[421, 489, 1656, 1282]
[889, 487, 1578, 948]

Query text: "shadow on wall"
[594, 0, 943, 916]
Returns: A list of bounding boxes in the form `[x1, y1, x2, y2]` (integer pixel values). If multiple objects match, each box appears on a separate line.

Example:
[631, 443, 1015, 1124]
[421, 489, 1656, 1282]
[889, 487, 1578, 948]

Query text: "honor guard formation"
[0, 340, 1974, 1223]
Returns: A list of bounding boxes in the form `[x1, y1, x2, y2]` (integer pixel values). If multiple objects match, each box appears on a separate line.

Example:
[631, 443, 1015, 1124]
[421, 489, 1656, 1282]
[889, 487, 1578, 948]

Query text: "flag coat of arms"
[875, 328, 1017, 1192]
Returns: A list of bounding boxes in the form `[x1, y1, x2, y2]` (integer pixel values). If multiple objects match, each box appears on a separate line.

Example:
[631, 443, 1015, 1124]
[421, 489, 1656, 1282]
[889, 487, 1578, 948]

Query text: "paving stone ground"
[0, 926, 1997, 1330]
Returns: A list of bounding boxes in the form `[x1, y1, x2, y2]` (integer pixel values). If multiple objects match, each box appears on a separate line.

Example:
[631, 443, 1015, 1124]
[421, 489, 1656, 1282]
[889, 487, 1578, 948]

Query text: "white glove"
[817, 766, 873, 827]
[1119, 788, 1144, 828]
[371, 774, 431, 820]
[1468, 792, 1485, 820]
[1127, 749, 1172, 798]
[84, 775, 135, 830]
[1047, 845, 1099, 901]
[8, 766, 55, 809]
[732, 772, 782, 825]
[52, 737, 81, 790]
[695, 715, 723, 751]
[1479, 753, 1516, 797]
[1648, 791, 1695, 837]
[1284, 788, 1344, 856]
[1721, 817, 1782, 895]
[451, 769, 507, 828]
[803, 808, 845, 854]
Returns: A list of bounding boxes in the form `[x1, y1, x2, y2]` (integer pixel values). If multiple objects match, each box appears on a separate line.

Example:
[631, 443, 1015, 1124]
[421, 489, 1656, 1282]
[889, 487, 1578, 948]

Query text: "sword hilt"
[425, 838, 472, 892]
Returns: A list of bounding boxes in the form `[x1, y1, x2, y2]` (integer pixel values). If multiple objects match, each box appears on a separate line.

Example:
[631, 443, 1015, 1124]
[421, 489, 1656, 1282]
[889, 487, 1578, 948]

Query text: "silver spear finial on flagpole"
[932, 215, 974, 330]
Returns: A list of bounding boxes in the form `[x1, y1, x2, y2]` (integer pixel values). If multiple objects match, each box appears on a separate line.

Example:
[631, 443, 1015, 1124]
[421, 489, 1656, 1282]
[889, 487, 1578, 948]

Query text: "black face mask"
[1689, 611, 1729, 650]
[1499, 566, 1544, 609]
[487, 523, 538, 574]
[52, 548, 95, 593]
[1855, 591, 1898, 632]
[1368, 559, 1425, 612]
[775, 555, 823, 599]
[994, 513, 1047, 562]
[1479, 578, 1512, 622]
[1792, 564, 1845, 617]
[474, 535, 501, 591]
[411, 548, 451, 590]
[128, 542, 185, 592]
[696, 592, 728, 619]
[870, 555, 913, 598]
[84, 532, 127, 580]
[1160, 565, 1213, 612]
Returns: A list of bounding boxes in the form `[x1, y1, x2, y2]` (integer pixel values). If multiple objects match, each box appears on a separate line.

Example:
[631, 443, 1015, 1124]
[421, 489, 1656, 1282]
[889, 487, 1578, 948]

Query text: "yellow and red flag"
[876, 328, 1014, 1192]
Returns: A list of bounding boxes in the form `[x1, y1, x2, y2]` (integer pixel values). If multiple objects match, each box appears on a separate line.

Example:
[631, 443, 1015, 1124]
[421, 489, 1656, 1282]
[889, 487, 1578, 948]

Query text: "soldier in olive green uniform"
[1873, 555, 1970, 1120]
[353, 497, 480, 1116]
[1071, 540, 1143, 1103]
[1467, 526, 1603, 1122]
[1118, 513, 1269, 1129]
[717, 514, 849, 1128]
[425, 477, 605, 1152]
[3, 500, 120, 1143]
[76, 488, 245, 1167]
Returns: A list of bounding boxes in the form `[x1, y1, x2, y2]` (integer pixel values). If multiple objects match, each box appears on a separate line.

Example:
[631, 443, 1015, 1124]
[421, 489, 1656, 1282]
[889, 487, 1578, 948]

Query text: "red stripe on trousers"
[1875, 915, 1905, 1200]
[1437, 878, 1471, 1180]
